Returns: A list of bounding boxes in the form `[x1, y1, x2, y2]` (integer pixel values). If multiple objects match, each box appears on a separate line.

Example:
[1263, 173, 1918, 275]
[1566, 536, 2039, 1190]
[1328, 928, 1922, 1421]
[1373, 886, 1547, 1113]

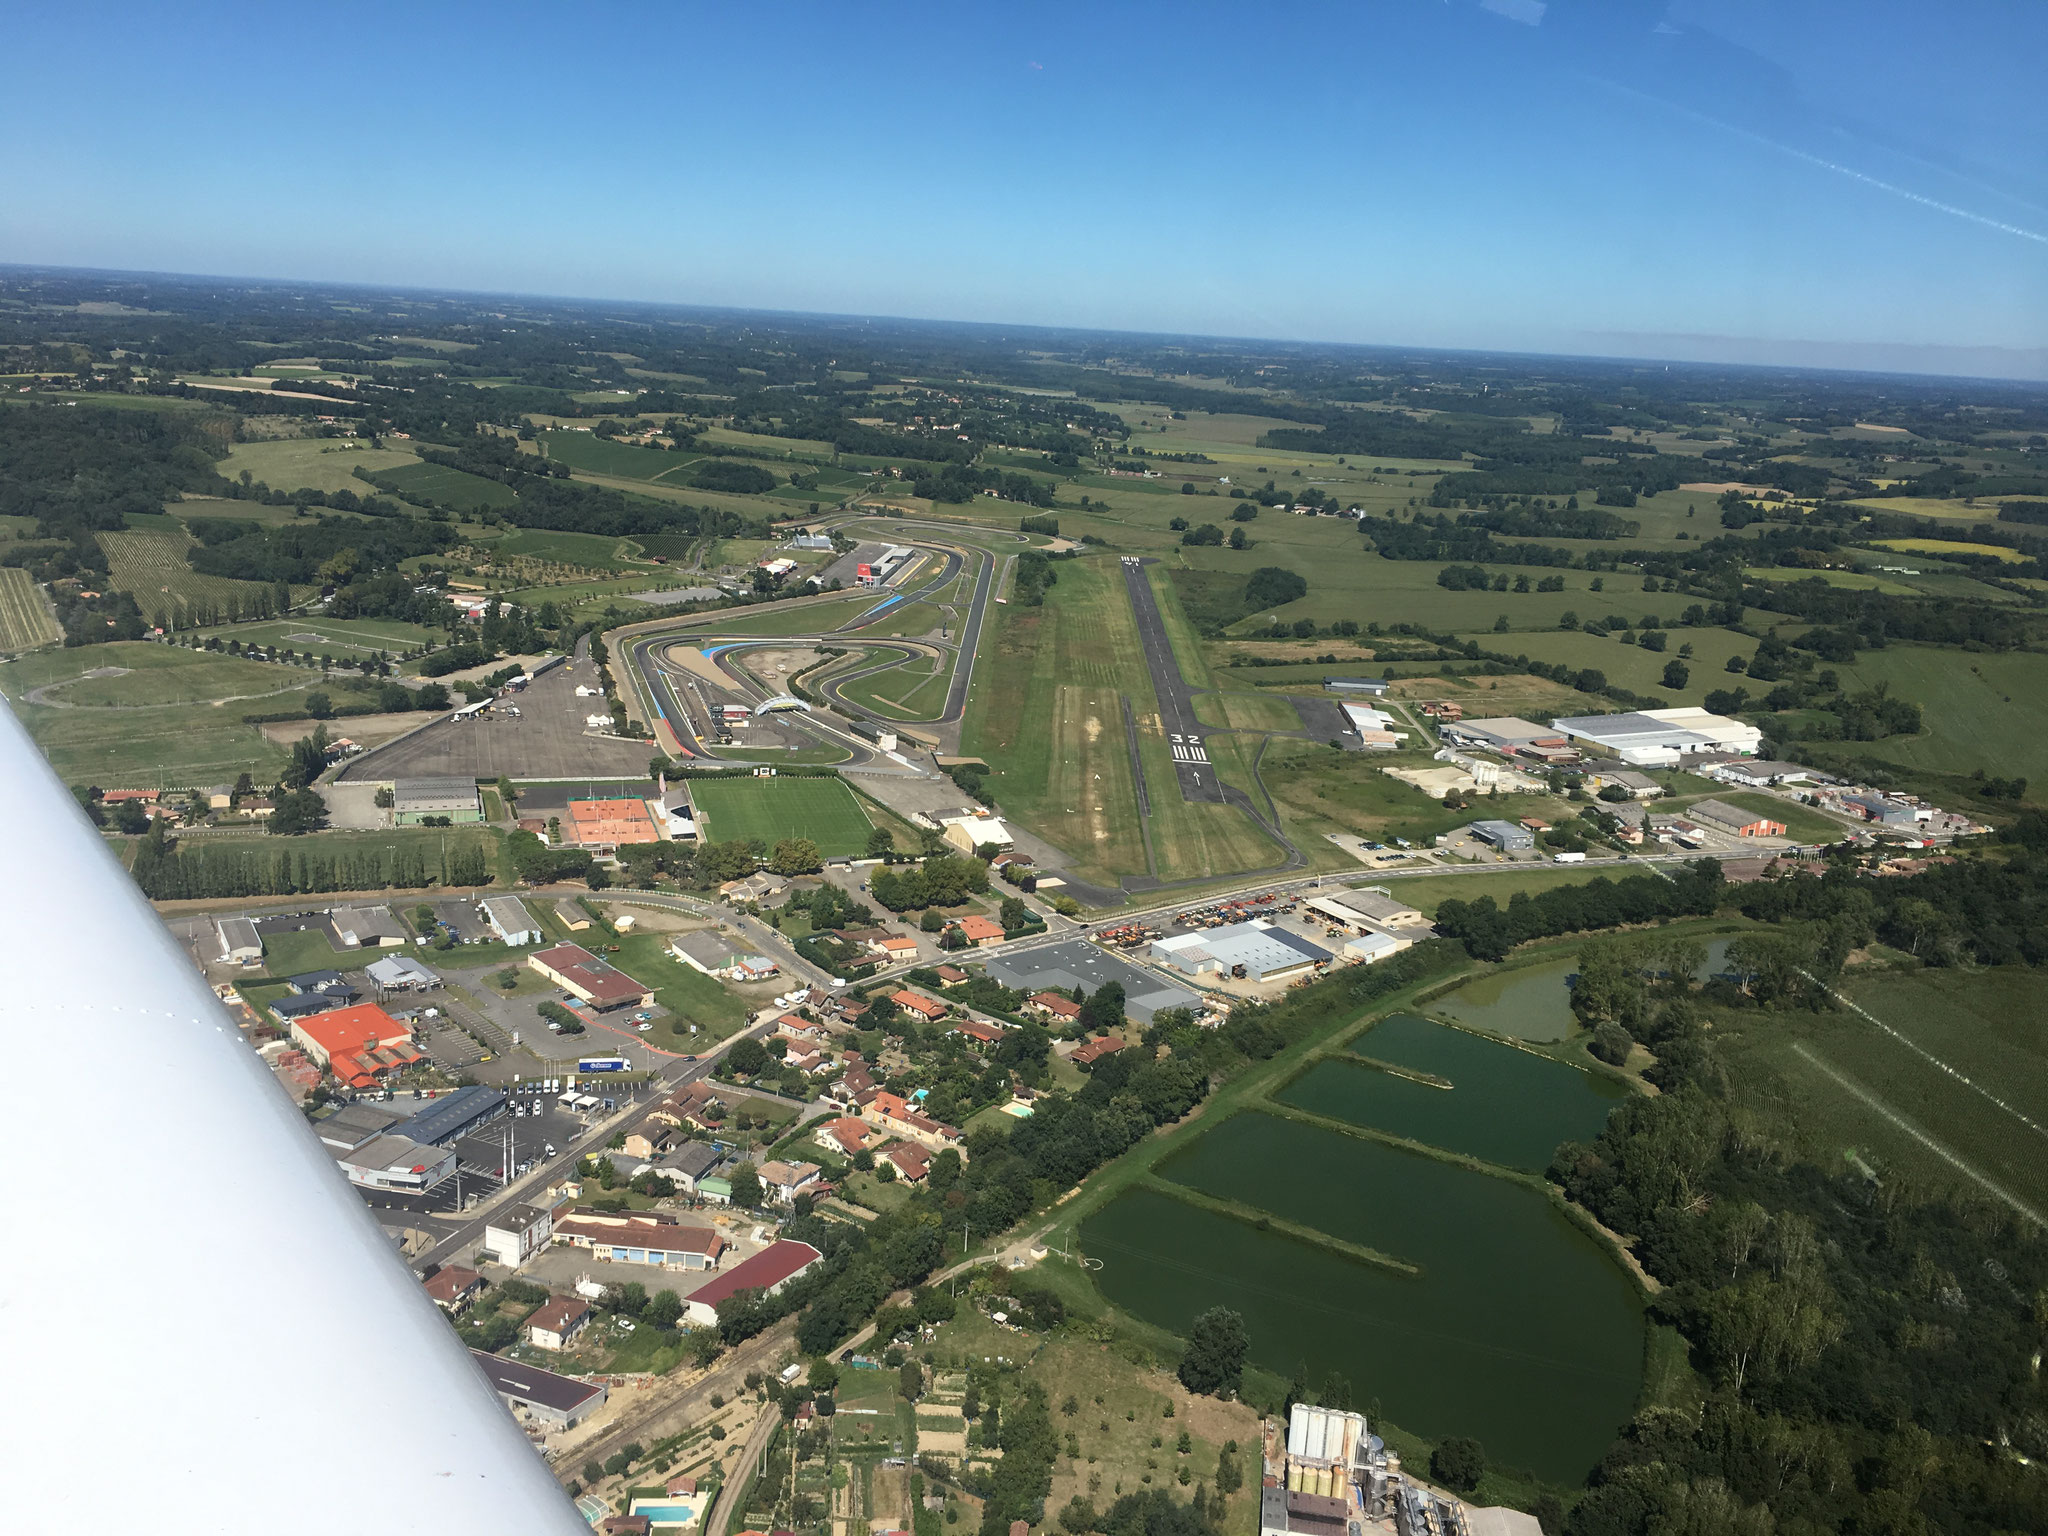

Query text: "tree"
[644, 1289, 684, 1330]
[900, 1359, 924, 1401]
[1177, 1307, 1247, 1397]
[771, 837, 823, 875]
[304, 690, 332, 719]
[726, 1036, 769, 1076]
[1662, 660, 1690, 690]
[112, 798, 149, 835]
[729, 1161, 763, 1209]
[1429, 1437, 1485, 1492]
[866, 826, 896, 859]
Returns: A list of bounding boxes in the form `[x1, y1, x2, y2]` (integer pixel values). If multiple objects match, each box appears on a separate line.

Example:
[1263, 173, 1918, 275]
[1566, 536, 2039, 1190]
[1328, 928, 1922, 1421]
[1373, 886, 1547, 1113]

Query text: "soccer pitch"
[687, 775, 874, 856]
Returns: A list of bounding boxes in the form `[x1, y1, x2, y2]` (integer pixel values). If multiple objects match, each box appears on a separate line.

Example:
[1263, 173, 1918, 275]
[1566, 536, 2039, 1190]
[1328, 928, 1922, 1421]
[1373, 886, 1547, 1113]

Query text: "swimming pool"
[628, 1498, 703, 1528]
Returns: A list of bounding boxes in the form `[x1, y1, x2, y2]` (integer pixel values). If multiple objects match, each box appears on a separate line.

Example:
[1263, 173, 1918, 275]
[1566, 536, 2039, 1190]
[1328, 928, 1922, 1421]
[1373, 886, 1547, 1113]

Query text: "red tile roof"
[531, 942, 651, 1007]
[1072, 1037, 1126, 1066]
[956, 915, 1003, 943]
[685, 1240, 821, 1311]
[891, 989, 948, 1021]
[1030, 991, 1082, 1020]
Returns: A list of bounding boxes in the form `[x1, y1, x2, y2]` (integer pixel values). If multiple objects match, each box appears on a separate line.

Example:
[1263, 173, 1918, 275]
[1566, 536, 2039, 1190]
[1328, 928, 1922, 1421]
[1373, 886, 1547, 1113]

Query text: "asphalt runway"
[1120, 557, 1226, 805]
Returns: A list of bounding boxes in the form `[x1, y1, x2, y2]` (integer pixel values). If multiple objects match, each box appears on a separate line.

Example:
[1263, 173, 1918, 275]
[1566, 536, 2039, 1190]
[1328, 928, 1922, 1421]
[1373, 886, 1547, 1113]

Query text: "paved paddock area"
[336, 658, 653, 783]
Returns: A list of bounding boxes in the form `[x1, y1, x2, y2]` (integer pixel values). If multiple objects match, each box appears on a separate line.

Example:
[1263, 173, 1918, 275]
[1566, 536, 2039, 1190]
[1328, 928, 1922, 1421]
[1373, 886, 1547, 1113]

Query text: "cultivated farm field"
[97, 528, 276, 620]
[0, 566, 60, 651]
[220, 436, 422, 495]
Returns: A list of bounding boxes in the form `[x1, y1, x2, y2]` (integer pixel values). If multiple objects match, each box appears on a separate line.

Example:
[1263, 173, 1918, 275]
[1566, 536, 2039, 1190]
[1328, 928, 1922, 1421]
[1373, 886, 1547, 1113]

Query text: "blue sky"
[3, 1, 2043, 376]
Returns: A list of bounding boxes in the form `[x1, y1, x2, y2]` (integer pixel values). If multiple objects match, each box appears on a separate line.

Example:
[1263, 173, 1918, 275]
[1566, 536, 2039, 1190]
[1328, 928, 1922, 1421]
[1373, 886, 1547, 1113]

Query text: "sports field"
[685, 775, 874, 856]
[0, 567, 60, 651]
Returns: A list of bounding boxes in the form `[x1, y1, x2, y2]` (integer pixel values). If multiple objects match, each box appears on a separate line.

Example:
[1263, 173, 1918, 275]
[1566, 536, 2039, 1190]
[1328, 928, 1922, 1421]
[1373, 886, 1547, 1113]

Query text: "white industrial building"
[1151, 921, 1330, 982]
[480, 896, 540, 947]
[365, 954, 440, 993]
[1549, 708, 1761, 767]
[337, 1134, 455, 1193]
[216, 916, 262, 966]
[940, 811, 1013, 852]
[1341, 703, 1407, 751]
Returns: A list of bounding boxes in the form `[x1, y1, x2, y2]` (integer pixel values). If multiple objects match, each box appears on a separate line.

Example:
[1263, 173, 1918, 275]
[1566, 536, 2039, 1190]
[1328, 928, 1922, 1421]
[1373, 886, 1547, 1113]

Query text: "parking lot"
[334, 656, 654, 784]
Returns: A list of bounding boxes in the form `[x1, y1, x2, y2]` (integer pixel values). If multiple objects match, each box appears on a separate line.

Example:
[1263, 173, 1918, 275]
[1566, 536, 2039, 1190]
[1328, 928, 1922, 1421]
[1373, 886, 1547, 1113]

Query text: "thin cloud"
[1604, 79, 2048, 246]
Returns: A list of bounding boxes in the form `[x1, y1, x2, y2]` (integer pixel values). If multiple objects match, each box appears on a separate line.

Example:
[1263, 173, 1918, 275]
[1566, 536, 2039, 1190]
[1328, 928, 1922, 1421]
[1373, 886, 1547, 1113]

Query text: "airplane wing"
[0, 705, 587, 1533]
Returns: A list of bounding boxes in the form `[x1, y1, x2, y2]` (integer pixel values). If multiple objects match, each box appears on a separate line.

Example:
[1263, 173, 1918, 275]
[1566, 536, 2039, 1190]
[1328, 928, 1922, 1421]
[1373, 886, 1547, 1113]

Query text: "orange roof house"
[890, 989, 948, 1022]
[954, 915, 1004, 948]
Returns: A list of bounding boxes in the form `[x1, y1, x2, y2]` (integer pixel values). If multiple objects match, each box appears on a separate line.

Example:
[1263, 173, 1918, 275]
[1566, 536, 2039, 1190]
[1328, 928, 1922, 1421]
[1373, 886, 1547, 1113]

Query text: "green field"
[540, 430, 695, 481]
[835, 650, 949, 718]
[684, 775, 874, 856]
[221, 437, 423, 496]
[0, 567, 59, 651]
[1453, 625, 1768, 705]
[1719, 966, 2048, 1220]
[1670, 789, 1847, 844]
[487, 527, 650, 569]
[1815, 645, 2048, 785]
[371, 461, 518, 510]
[97, 528, 277, 620]
[0, 642, 316, 785]
[1193, 689, 1303, 732]
[191, 616, 440, 655]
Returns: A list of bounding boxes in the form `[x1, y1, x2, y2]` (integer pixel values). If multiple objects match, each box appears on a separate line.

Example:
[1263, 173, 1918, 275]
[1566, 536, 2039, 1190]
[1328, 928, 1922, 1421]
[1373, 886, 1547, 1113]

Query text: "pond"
[1428, 938, 1738, 1042]
[1079, 1113, 1644, 1484]
[1276, 1013, 1628, 1173]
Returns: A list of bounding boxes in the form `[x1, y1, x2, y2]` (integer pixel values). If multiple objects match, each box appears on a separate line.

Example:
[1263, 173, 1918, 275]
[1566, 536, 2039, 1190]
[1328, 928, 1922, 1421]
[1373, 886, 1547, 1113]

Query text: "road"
[704, 1398, 783, 1536]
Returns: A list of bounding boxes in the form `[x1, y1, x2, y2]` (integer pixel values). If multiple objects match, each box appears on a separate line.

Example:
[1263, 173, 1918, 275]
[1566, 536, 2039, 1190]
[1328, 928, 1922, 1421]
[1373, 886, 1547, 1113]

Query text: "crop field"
[684, 775, 873, 856]
[220, 437, 422, 496]
[0, 567, 59, 651]
[1741, 567, 1919, 594]
[1821, 644, 2048, 784]
[485, 528, 648, 569]
[97, 529, 277, 619]
[1720, 966, 2048, 1220]
[539, 430, 693, 480]
[1871, 538, 2026, 562]
[371, 461, 517, 510]
[1843, 496, 2007, 522]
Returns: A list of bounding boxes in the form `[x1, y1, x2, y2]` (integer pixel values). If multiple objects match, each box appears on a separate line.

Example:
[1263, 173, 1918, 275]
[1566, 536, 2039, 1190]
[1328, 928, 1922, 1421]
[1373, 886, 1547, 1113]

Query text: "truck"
[779, 1364, 804, 1385]
[1552, 850, 1587, 864]
[577, 1056, 629, 1073]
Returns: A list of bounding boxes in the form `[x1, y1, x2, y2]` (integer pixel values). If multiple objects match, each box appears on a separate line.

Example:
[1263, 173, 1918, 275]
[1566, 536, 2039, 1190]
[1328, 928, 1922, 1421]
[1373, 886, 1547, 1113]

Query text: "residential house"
[422, 1265, 485, 1313]
[758, 1160, 824, 1205]
[1070, 1036, 1125, 1067]
[619, 1116, 675, 1161]
[875, 1142, 931, 1184]
[950, 1018, 1007, 1051]
[482, 1203, 555, 1267]
[859, 1089, 963, 1155]
[890, 989, 948, 1023]
[527, 1295, 591, 1351]
[650, 1141, 723, 1195]
[1028, 991, 1082, 1024]
[932, 964, 970, 985]
[816, 1116, 873, 1157]
[953, 915, 1004, 949]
